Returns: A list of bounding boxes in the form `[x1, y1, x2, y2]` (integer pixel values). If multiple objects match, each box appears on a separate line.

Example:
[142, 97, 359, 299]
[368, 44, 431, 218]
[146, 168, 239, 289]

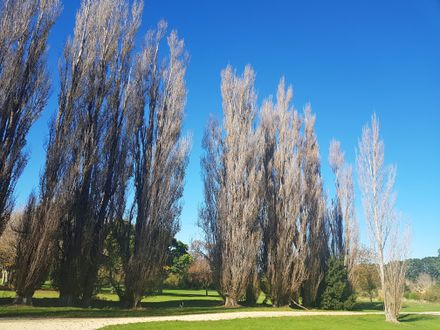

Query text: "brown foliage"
[300, 107, 328, 308]
[210, 66, 263, 307]
[328, 140, 359, 281]
[200, 72, 330, 308]
[259, 80, 306, 307]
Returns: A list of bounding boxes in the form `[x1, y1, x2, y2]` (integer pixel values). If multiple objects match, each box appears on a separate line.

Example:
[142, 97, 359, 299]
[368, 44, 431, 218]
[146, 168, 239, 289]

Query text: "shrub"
[404, 290, 422, 300]
[320, 257, 356, 310]
[423, 285, 440, 302]
[163, 273, 181, 288]
[352, 262, 380, 302]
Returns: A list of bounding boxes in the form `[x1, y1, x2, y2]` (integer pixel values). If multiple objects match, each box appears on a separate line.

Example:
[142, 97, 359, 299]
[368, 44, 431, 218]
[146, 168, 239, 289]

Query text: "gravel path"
[0, 311, 439, 330]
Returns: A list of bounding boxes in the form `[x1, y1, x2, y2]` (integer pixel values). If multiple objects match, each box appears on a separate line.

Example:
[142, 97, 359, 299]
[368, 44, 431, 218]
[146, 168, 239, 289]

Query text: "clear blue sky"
[15, 0, 440, 258]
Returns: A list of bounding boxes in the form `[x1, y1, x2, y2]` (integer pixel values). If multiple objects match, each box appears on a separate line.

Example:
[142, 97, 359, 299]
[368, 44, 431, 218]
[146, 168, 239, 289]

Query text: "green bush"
[320, 257, 356, 310]
[404, 290, 422, 300]
[163, 273, 181, 288]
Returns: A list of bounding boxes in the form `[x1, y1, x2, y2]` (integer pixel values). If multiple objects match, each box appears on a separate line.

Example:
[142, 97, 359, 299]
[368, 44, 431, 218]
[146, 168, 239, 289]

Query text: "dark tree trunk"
[59, 292, 77, 306]
[121, 291, 142, 309]
[14, 293, 33, 306]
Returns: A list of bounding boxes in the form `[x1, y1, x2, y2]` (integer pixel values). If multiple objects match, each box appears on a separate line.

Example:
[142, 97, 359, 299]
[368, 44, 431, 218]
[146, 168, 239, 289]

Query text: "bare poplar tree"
[300, 106, 328, 307]
[328, 140, 359, 279]
[14, 194, 41, 304]
[116, 22, 190, 309]
[14, 0, 142, 305]
[0, 0, 60, 237]
[199, 117, 223, 291]
[200, 66, 263, 307]
[384, 227, 409, 320]
[217, 65, 263, 307]
[259, 79, 306, 307]
[51, 0, 141, 305]
[357, 114, 408, 322]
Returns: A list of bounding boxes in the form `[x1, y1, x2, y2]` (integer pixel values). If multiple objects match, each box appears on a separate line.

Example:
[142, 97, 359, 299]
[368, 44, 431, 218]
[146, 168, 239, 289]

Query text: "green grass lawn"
[0, 289, 439, 319]
[101, 315, 440, 330]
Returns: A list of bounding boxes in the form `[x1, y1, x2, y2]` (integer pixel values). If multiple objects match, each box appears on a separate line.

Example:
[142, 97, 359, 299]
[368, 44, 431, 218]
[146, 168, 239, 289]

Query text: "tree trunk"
[14, 294, 33, 306]
[245, 276, 260, 306]
[130, 296, 141, 310]
[272, 299, 285, 308]
[271, 292, 290, 308]
[301, 285, 314, 308]
[385, 311, 399, 323]
[205, 288, 208, 297]
[58, 253, 81, 306]
[224, 296, 239, 308]
[121, 291, 142, 309]
[59, 293, 76, 306]
[81, 265, 100, 307]
[60, 294, 75, 306]
[82, 296, 92, 308]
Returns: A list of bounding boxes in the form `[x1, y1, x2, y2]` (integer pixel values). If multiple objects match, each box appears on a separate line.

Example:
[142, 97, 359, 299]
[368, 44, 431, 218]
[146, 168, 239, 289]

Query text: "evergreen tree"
[320, 257, 356, 310]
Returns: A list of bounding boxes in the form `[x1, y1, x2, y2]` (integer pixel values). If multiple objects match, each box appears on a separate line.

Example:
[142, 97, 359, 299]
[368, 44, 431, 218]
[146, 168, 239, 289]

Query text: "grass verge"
[100, 315, 440, 330]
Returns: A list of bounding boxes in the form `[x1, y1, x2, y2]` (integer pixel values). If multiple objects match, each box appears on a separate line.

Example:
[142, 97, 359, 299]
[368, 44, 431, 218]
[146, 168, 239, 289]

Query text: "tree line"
[198, 67, 409, 322]
[0, 0, 408, 323]
[1, 0, 189, 309]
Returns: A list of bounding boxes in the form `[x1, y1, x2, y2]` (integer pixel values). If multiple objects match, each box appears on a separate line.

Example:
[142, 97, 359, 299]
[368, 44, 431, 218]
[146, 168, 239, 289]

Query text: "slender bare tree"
[328, 140, 359, 280]
[300, 106, 328, 308]
[357, 114, 408, 323]
[14, 194, 41, 304]
[259, 79, 306, 307]
[199, 117, 223, 292]
[217, 65, 263, 307]
[0, 0, 60, 237]
[51, 0, 142, 305]
[14, 0, 142, 305]
[384, 226, 409, 320]
[200, 66, 263, 307]
[116, 22, 190, 309]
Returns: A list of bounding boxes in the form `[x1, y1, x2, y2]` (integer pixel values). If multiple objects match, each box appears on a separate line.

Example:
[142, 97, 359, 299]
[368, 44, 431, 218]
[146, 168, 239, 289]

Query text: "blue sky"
[15, 0, 440, 258]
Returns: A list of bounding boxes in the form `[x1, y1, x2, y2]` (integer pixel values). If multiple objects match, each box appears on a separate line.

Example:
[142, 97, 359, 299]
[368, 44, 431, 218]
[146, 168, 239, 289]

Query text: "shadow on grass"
[158, 292, 214, 298]
[352, 301, 384, 311]
[0, 294, 230, 319]
[0, 296, 223, 308]
[399, 314, 435, 323]
[142, 299, 223, 309]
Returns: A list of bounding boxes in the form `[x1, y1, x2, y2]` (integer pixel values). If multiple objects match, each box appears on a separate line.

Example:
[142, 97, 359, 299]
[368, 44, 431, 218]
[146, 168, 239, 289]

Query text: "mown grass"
[0, 289, 439, 319]
[101, 315, 440, 330]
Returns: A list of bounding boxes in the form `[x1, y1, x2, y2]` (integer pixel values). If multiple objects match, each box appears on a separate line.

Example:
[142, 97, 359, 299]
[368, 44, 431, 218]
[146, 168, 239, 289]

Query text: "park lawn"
[0, 289, 439, 318]
[402, 300, 440, 313]
[101, 315, 440, 330]
[353, 297, 440, 313]
[0, 289, 59, 299]
[0, 289, 282, 318]
[0, 289, 223, 303]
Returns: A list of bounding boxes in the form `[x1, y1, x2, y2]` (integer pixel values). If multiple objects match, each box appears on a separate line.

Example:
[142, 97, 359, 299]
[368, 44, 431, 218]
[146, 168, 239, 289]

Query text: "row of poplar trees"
[0, 0, 406, 321]
[199, 66, 359, 308]
[0, 0, 190, 308]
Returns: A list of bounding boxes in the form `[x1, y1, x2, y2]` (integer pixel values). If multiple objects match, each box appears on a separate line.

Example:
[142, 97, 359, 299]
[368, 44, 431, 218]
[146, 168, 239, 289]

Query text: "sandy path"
[0, 311, 439, 330]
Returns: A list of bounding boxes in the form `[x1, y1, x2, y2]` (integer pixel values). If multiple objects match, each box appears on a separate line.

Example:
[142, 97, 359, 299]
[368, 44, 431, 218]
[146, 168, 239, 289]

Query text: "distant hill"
[406, 252, 440, 282]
